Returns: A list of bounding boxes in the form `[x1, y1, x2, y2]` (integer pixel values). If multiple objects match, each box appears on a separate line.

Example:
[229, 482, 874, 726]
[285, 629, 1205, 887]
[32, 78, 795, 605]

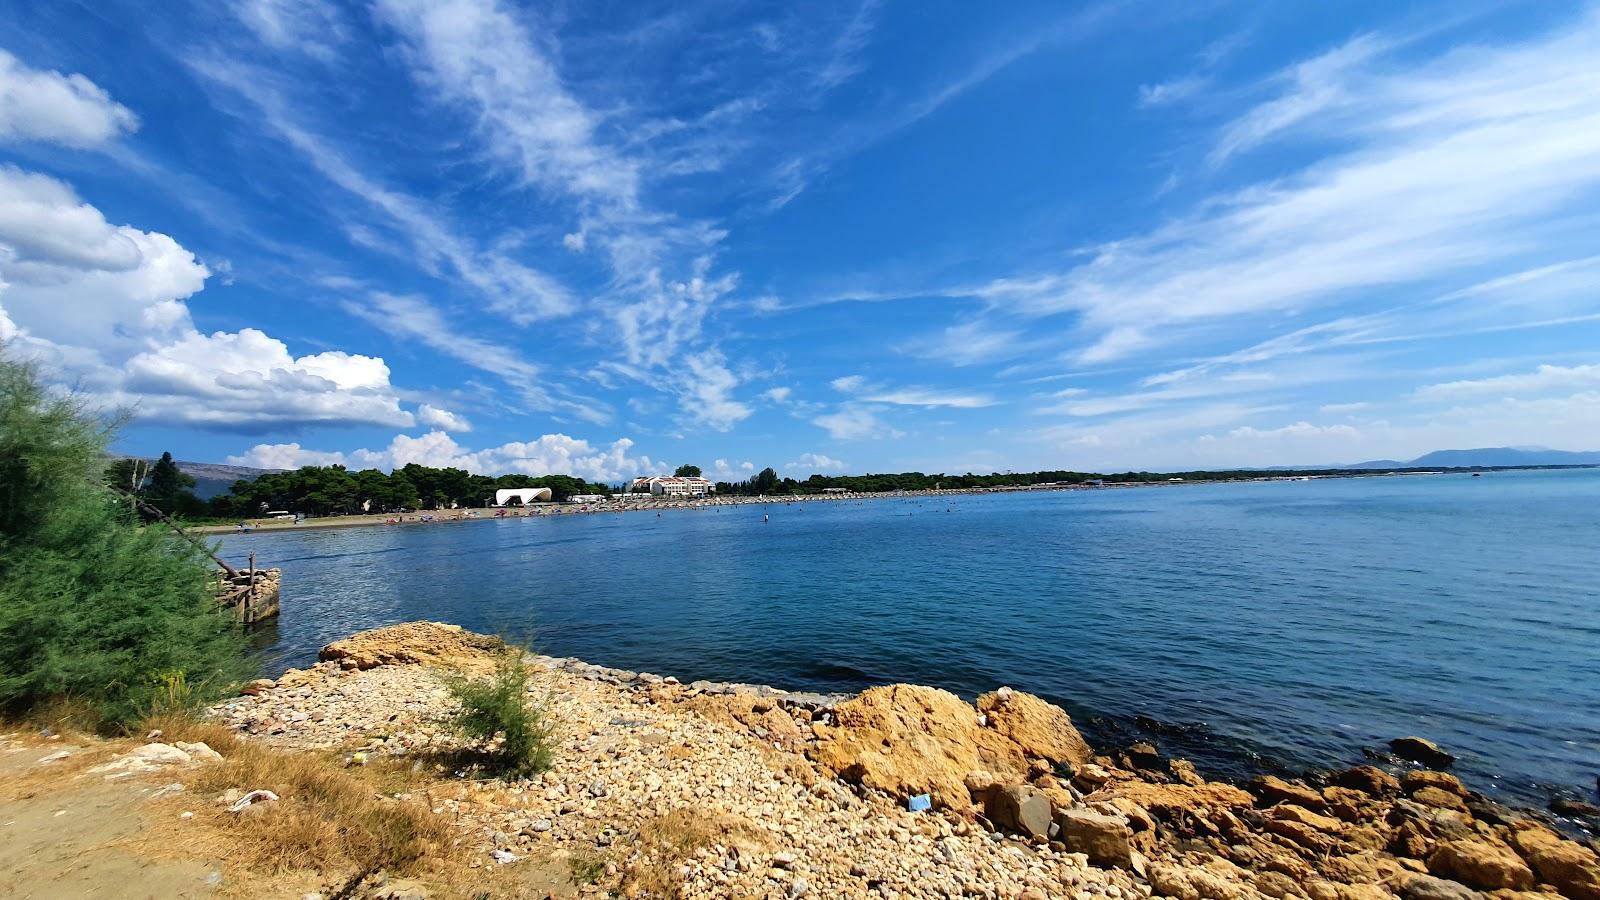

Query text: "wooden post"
[247, 552, 257, 622]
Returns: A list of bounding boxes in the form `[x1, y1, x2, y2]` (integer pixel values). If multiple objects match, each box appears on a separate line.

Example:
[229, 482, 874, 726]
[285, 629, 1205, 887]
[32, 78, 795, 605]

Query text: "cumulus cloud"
[0, 165, 413, 429]
[761, 386, 792, 403]
[415, 403, 472, 431]
[786, 452, 849, 474]
[710, 458, 756, 479]
[228, 431, 660, 482]
[0, 50, 139, 148]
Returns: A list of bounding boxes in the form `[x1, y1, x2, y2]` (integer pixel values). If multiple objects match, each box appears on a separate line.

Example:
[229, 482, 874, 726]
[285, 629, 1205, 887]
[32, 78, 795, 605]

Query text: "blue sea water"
[221, 469, 1600, 807]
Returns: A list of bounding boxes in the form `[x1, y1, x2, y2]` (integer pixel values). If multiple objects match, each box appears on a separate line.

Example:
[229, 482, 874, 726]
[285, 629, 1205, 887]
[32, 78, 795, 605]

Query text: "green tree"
[752, 467, 779, 495]
[0, 354, 249, 726]
[674, 464, 701, 478]
[145, 451, 200, 516]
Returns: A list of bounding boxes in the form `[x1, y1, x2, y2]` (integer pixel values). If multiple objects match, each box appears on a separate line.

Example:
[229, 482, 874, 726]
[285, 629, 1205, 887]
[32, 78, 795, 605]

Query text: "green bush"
[0, 354, 250, 727]
[442, 652, 555, 777]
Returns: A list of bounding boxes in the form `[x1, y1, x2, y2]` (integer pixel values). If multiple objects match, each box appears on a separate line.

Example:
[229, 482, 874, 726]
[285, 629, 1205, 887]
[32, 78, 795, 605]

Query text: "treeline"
[103, 457, 613, 519]
[713, 466, 1433, 496]
[214, 464, 613, 518]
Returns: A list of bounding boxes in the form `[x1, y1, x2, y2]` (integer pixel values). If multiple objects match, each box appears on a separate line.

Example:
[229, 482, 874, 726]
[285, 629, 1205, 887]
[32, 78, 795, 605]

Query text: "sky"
[2, 0, 1599, 482]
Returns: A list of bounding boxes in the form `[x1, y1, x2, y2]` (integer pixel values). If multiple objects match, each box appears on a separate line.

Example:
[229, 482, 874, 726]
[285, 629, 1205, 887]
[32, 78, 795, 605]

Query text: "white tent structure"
[494, 487, 553, 506]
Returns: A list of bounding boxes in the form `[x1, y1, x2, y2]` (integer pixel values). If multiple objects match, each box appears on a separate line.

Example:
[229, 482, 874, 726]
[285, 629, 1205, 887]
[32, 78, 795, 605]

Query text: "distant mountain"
[1344, 447, 1600, 469]
[115, 458, 282, 500]
[174, 461, 283, 499]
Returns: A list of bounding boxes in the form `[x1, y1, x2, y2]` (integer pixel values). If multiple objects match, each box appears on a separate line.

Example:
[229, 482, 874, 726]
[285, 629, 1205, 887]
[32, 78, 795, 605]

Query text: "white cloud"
[0, 50, 139, 148]
[1208, 35, 1387, 166]
[902, 319, 1031, 367]
[812, 404, 901, 440]
[1225, 421, 1362, 441]
[120, 329, 413, 428]
[233, 0, 347, 59]
[830, 374, 866, 392]
[786, 452, 849, 474]
[229, 431, 660, 482]
[225, 442, 348, 470]
[1414, 364, 1600, 400]
[976, 14, 1600, 364]
[1138, 75, 1207, 108]
[710, 458, 756, 479]
[188, 58, 574, 324]
[416, 403, 472, 431]
[676, 348, 751, 431]
[0, 165, 412, 429]
[1319, 402, 1370, 414]
[761, 386, 792, 403]
[373, 0, 734, 367]
[860, 387, 997, 409]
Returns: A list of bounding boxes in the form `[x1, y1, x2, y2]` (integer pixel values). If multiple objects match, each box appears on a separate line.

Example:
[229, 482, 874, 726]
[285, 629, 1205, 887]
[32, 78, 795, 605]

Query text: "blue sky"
[3, 0, 1599, 481]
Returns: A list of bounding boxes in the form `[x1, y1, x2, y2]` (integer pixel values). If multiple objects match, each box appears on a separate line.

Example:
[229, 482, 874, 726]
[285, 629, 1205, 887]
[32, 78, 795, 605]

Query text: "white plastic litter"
[227, 789, 280, 812]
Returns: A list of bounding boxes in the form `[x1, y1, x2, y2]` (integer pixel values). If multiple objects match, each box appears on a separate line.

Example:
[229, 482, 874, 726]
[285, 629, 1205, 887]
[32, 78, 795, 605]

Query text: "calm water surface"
[222, 469, 1600, 806]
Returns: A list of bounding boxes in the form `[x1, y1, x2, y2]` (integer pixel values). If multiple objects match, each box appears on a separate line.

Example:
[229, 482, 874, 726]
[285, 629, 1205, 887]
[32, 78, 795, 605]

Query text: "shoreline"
[207, 621, 1600, 898]
[194, 469, 1452, 536]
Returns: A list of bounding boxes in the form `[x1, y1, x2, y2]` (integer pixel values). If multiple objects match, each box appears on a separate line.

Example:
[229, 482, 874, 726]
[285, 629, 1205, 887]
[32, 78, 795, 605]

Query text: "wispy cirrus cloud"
[1414, 363, 1600, 400]
[975, 12, 1600, 369]
[188, 56, 576, 325]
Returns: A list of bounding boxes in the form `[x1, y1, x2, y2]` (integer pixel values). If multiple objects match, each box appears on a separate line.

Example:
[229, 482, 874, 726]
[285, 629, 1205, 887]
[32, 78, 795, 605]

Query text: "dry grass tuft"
[616, 808, 764, 898]
[138, 713, 242, 754]
[165, 737, 457, 879]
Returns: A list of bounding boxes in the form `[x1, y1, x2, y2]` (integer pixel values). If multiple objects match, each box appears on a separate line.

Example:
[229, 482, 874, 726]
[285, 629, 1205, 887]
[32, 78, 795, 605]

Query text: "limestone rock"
[986, 784, 1052, 840]
[975, 688, 1092, 766]
[318, 622, 507, 671]
[1411, 787, 1468, 813]
[1269, 804, 1344, 834]
[1510, 825, 1600, 900]
[1391, 738, 1455, 768]
[1057, 809, 1134, 869]
[1402, 771, 1465, 797]
[1400, 875, 1482, 900]
[1254, 775, 1326, 809]
[1333, 766, 1402, 798]
[807, 684, 1032, 809]
[1428, 840, 1534, 891]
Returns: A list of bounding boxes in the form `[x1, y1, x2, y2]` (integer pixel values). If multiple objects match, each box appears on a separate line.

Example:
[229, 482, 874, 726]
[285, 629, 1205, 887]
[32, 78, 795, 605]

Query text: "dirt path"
[0, 734, 223, 899]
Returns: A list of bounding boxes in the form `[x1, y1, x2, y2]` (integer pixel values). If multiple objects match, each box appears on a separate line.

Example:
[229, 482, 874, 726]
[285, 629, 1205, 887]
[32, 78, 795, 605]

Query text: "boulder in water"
[1391, 737, 1456, 768]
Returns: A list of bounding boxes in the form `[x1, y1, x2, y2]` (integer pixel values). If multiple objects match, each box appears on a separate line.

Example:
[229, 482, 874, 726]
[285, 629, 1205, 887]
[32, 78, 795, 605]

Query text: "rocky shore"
[210, 622, 1599, 900]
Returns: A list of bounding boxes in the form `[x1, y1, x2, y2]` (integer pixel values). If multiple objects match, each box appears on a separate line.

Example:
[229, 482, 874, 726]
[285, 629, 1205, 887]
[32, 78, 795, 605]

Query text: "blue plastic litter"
[906, 793, 932, 812]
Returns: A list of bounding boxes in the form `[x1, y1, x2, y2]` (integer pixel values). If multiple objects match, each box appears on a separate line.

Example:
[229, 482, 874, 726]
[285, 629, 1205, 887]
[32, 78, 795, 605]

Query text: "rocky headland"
[191, 622, 1600, 898]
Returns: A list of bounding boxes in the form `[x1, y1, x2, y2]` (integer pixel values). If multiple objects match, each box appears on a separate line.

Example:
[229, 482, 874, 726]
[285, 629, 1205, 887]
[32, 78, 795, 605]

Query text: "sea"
[219, 468, 1600, 809]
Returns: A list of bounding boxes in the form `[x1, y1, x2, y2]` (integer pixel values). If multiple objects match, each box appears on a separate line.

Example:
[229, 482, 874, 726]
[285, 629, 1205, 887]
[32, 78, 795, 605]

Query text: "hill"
[114, 458, 282, 500]
[1344, 447, 1600, 469]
